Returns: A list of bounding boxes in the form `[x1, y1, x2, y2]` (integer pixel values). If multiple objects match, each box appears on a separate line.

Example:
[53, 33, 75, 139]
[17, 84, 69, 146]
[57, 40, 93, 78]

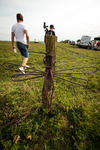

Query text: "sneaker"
[24, 65, 30, 69]
[19, 67, 25, 74]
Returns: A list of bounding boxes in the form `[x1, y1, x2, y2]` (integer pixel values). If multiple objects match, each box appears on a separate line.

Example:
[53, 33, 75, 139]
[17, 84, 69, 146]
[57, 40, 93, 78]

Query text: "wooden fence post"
[42, 34, 57, 110]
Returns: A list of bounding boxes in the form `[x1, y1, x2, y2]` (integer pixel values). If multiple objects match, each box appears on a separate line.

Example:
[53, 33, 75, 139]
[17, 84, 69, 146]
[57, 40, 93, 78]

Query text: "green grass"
[0, 41, 100, 150]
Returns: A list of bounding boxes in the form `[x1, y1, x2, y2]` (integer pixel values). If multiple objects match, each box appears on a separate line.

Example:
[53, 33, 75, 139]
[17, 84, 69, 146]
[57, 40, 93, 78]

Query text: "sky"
[0, 0, 100, 42]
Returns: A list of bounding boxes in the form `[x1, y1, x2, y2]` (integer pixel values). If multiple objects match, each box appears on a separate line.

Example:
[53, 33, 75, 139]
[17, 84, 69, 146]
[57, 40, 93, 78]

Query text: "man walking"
[11, 13, 30, 74]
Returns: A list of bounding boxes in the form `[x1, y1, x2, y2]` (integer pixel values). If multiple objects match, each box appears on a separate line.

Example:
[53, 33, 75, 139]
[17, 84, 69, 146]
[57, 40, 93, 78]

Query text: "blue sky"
[0, 0, 100, 42]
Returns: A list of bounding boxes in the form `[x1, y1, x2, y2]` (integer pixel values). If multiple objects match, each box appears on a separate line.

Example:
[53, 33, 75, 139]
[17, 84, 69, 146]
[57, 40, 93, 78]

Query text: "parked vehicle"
[70, 41, 75, 45]
[88, 40, 94, 49]
[34, 39, 39, 43]
[79, 35, 91, 48]
[93, 37, 100, 50]
[76, 41, 80, 46]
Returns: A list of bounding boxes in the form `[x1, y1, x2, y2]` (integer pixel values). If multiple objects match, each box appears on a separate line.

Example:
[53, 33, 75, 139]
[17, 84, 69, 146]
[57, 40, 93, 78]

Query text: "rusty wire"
[57, 46, 98, 59]
[3, 52, 98, 115]
[11, 73, 43, 81]
[55, 66, 98, 74]
[44, 67, 54, 115]
[54, 66, 98, 86]
[3, 62, 45, 82]
[54, 75, 89, 86]
[43, 54, 55, 115]
[29, 50, 46, 55]
[57, 45, 84, 58]
[3, 62, 44, 73]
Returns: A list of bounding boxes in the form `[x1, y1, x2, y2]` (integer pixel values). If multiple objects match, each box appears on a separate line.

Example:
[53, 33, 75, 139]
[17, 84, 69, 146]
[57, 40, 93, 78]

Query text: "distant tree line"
[60, 40, 70, 43]
[60, 39, 81, 43]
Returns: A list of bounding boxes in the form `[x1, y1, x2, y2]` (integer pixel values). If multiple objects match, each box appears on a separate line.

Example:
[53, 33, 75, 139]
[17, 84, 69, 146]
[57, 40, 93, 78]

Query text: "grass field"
[0, 41, 100, 150]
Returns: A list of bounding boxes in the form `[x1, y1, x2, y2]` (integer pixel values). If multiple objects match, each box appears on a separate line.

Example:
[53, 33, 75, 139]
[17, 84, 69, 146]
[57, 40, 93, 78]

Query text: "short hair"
[50, 25, 54, 29]
[16, 13, 23, 21]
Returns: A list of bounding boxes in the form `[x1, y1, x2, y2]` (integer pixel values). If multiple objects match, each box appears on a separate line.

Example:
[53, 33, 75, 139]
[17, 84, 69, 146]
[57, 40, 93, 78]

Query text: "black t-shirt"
[46, 30, 55, 36]
[44, 30, 55, 43]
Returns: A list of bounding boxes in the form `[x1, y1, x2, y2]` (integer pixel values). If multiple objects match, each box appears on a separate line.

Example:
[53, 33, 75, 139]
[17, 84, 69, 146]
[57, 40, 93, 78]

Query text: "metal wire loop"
[55, 66, 98, 74]
[43, 54, 55, 68]
[3, 62, 44, 73]
[11, 74, 43, 81]
[54, 75, 89, 86]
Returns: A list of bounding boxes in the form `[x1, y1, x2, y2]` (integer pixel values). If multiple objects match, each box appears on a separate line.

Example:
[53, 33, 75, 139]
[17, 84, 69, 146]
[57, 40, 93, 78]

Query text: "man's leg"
[17, 42, 29, 74]
[19, 56, 28, 74]
[21, 56, 28, 68]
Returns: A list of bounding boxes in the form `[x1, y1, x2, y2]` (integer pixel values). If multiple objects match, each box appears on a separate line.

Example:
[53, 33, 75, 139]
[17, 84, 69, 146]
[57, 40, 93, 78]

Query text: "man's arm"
[24, 30, 30, 49]
[11, 32, 15, 50]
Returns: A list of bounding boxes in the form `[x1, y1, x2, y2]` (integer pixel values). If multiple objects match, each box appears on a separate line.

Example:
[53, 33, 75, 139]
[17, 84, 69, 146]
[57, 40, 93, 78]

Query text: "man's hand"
[13, 46, 16, 50]
[27, 44, 29, 49]
[13, 46, 17, 52]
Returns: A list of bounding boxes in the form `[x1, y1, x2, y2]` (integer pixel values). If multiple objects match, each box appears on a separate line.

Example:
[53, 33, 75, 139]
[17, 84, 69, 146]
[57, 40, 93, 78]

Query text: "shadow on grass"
[0, 92, 100, 150]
